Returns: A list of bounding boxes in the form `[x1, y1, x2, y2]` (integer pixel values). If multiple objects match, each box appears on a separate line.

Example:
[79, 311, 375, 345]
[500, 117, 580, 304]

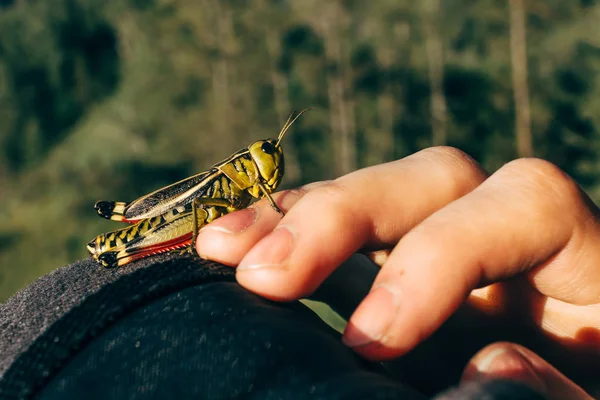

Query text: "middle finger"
[197, 146, 488, 300]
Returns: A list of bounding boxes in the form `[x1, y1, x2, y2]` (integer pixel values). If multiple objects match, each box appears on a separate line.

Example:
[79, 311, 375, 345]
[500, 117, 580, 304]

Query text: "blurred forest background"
[0, 0, 599, 301]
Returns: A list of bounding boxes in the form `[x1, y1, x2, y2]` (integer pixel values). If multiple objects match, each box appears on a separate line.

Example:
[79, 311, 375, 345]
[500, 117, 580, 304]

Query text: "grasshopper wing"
[95, 169, 218, 223]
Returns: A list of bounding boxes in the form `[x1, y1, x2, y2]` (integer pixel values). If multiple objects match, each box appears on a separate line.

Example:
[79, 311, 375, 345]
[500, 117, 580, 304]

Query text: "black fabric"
[0, 253, 547, 399]
[0, 252, 219, 376]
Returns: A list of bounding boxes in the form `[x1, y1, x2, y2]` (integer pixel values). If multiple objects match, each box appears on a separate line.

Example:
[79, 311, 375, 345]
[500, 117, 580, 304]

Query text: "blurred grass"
[0, 0, 599, 301]
[301, 299, 348, 334]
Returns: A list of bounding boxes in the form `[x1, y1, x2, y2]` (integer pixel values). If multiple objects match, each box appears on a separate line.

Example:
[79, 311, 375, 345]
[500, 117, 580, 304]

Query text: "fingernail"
[237, 225, 295, 271]
[342, 285, 401, 348]
[474, 347, 546, 394]
[475, 347, 512, 373]
[200, 208, 257, 234]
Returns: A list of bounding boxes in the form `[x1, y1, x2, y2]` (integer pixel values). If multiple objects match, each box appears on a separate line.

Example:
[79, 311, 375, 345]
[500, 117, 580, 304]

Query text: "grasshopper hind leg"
[97, 251, 119, 269]
[178, 198, 207, 256]
[178, 198, 231, 257]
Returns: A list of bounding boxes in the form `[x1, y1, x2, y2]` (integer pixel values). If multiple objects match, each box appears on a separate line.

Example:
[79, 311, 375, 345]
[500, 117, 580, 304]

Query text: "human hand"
[196, 147, 599, 398]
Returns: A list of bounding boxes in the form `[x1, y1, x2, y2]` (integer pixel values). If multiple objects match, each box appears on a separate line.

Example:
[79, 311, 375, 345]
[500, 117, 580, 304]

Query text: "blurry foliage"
[0, 0, 120, 172]
[0, 0, 599, 300]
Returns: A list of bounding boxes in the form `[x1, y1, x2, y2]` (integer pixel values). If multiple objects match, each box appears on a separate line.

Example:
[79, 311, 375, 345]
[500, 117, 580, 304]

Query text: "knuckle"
[315, 180, 353, 206]
[422, 146, 484, 175]
[417, 146, 488, 196]
[423, 145, 469, 160]
[500, 158, 582, 203]
[503, 157, 564, 180]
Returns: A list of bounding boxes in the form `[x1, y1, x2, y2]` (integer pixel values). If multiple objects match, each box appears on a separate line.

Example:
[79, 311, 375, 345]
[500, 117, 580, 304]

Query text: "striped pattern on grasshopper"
[87, 109, 310, 268]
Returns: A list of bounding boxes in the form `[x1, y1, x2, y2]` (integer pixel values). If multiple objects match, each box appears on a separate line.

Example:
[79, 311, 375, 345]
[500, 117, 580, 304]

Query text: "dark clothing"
[0, 254, 545, 399]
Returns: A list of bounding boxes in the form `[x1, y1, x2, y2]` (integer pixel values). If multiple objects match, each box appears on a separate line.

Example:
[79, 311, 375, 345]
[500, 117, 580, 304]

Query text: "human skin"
[196, 146, 599, 399]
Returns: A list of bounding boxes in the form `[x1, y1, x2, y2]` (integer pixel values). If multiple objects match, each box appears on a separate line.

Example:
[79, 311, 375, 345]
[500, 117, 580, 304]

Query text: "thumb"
[461, 342, 593, 400]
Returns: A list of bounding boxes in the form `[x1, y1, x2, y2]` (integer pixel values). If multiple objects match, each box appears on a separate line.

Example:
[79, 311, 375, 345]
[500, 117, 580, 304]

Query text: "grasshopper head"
[249, 139, 284, 193]
[248, 108, 311, 194]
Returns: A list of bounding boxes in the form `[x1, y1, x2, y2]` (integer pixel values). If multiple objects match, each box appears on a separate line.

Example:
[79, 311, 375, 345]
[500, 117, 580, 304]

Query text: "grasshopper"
[87, 109, 311, 268]
[87, 203, 227, 268]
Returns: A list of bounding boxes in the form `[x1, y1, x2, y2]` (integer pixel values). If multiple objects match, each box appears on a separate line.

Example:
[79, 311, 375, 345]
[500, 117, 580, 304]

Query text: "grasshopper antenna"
[276, 108, 312, 146]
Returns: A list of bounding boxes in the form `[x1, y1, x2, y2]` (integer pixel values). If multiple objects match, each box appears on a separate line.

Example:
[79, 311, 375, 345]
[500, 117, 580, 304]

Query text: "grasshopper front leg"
[258, 181, 284, 217]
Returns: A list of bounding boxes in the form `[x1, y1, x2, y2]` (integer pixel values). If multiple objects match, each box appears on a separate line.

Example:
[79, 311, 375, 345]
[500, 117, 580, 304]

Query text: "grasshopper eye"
[261, 141, 275, 155]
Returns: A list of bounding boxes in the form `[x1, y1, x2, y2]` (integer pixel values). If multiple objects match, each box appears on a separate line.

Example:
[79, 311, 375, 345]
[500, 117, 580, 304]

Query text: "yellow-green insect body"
[88, 203, 226, 268]
[87, 109, 310, 268]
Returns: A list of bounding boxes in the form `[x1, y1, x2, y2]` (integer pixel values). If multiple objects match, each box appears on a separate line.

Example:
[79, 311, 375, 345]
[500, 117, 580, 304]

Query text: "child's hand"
[197, 146, 599, 398]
